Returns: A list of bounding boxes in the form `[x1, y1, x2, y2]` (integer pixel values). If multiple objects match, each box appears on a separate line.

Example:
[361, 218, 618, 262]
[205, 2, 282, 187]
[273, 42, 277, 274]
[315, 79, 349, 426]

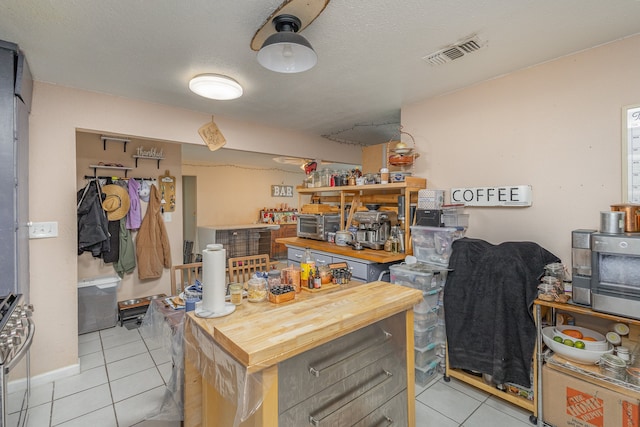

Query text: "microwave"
[297, 214, 340, 241]
[591, 232, 640, 320]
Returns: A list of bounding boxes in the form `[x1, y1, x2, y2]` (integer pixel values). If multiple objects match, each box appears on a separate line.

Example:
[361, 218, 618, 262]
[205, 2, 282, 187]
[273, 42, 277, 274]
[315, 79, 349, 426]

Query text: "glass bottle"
[314, 268, 321, 289]
[300, 248, 315, 285]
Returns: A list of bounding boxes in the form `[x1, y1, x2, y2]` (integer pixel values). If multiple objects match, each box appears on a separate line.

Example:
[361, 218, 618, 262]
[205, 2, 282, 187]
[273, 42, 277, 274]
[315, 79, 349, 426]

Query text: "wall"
[27, 83, 360, 380]
[26, 33, 640, 381]
[76, 132, 183, 301]
[182, 161, 304, 228]
[402, 34, 640, 271]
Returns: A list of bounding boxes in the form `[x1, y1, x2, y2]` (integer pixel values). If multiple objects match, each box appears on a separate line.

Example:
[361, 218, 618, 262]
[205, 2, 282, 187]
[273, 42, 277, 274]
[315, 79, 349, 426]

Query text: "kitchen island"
[183, 281, 423, 427]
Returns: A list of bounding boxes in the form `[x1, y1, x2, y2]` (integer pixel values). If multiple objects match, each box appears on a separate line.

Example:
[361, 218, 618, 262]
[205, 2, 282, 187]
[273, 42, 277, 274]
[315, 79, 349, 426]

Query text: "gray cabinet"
[278, 312, 407, 426]
[287, 247, 395, 282]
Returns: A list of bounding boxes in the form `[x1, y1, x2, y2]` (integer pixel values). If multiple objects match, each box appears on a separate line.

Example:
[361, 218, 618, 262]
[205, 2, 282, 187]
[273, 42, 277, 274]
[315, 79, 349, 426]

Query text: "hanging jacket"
[136, 184, 172, 279]
[126, 178, 142, 230]
[77, 180, 110, 257]
[115, 218, 136, 277]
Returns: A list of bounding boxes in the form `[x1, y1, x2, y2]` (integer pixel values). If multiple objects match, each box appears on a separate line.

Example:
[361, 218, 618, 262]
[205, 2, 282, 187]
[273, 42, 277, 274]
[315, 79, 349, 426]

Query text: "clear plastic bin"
[443, 214, 469, 228]
[414, 309, 439, 329]
[414, 324, 438, 348]
[390, 263, 449, 291]
[411, 226, 466, 267]
[414, 287, 442, 314]
[415, 359, 440, 386]
[415, 342, 440, 368]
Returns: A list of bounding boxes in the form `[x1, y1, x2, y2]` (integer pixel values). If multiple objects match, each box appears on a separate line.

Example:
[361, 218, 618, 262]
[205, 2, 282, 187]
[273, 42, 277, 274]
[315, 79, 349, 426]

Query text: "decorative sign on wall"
[451, 185, 532, 207]
[159, 170, 176, 212]
[271, 185, 294, 197]
[135, 146, 164, 159]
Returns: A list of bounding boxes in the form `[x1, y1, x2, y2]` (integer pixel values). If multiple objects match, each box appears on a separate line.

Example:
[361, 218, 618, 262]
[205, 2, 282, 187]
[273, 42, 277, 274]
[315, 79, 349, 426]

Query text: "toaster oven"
[297, 214, 340, 241]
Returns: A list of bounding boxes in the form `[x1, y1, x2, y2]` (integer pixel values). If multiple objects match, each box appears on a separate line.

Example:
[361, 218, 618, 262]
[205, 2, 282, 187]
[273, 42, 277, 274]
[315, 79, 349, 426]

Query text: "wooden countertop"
[186, 281, 422, 371]
[198, 223, 279, 230]
[276, 237, 406, 263]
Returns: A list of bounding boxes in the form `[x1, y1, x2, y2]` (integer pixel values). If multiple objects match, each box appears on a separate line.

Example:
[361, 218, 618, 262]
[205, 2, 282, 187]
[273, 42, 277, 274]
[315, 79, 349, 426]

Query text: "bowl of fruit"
[554, 325, 609, 351]
[542, 327, 613, 364]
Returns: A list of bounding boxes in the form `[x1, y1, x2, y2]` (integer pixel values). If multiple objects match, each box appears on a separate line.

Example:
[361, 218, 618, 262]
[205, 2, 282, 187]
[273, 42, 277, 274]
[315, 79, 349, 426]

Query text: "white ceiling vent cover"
[423, 35, 486, 66]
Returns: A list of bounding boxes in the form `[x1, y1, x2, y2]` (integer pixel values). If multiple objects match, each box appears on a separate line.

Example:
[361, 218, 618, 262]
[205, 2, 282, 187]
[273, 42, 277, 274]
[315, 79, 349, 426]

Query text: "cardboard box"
[543, 365, 640, 427]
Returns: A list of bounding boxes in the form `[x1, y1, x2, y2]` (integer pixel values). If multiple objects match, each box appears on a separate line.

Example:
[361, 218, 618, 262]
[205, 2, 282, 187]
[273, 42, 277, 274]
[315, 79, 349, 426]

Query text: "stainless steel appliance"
[0, 40, 32, 427]
[0, 294, 34, 427]
[353, 210, 397, 250]
[297, 214, 340, 241]
[571, 229, 596, 306]
[591, 232, 640, 320]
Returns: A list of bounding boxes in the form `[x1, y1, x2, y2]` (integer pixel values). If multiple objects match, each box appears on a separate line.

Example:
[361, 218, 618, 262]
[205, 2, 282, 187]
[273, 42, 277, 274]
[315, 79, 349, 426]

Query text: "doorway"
[182, 175, 197, 263]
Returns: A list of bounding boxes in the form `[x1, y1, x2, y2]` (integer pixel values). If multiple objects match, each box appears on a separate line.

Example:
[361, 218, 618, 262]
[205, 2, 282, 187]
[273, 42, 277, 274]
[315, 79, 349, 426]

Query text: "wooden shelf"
[533, 299, 640, 425]
[446, 368, 536, 413]
[297, 177, 427, 253]
[534, 299, 640, 326]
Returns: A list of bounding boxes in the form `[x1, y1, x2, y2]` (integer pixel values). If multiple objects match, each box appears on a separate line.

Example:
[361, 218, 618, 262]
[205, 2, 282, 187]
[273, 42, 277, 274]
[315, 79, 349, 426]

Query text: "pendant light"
[188, 74, 243, 100]
[257, 14, 317, 73]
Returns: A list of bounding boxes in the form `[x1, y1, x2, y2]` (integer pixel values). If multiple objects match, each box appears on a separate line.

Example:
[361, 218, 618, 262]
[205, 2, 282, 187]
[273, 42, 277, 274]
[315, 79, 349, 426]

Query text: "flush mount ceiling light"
[257, 14, 317, 73]
[188, 74, 243, 100]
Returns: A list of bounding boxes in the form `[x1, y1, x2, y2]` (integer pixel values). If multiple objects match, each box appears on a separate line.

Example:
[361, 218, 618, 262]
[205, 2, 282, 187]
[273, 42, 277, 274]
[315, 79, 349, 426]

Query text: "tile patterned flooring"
[7, 323, 537, 426]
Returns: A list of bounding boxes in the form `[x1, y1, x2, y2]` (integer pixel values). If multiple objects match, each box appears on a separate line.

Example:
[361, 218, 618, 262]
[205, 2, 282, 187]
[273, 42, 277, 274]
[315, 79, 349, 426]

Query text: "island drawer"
[278, 311, 406, 414]
[278, 351, 407, 426]
[351, 390, 408, 427]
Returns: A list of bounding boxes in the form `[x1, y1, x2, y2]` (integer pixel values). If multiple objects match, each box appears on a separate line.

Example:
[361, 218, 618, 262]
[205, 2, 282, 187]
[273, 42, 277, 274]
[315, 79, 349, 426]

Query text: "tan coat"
[136, 185, 172, 279]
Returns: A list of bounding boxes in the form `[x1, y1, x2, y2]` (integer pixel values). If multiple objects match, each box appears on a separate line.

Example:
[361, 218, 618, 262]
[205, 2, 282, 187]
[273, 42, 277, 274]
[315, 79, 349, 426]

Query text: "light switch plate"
[28, 221, 58, 239]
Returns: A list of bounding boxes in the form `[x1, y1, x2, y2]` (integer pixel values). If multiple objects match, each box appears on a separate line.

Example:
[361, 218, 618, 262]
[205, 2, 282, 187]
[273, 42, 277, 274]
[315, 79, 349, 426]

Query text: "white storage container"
[78, 275, 121, 334]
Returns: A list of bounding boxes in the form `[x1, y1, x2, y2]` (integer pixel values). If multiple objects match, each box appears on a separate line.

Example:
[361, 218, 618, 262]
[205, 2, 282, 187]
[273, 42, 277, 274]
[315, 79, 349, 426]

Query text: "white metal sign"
[451, 185, 532, 207]
[271, 185, 294, 197]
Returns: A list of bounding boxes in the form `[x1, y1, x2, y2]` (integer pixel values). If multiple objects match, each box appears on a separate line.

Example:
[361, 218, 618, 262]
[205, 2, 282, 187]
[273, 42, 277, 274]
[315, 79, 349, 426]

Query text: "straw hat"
[102, 184, 130, 221]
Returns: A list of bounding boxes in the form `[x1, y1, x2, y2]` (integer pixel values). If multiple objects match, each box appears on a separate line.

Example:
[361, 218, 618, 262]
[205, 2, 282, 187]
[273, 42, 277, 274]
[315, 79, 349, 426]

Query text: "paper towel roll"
[202, 243, 226, 314]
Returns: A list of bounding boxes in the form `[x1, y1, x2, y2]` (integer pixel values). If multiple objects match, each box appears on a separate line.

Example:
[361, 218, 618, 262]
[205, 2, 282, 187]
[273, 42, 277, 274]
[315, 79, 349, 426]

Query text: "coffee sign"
[271, 185, 294, 197]
[451, 185, 532, 207]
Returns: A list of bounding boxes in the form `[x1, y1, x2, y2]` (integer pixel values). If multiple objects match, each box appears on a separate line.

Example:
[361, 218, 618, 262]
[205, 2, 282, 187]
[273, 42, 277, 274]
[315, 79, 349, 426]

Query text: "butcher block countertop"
[186, 281, 422, 371]
[276, 236, 407, 263]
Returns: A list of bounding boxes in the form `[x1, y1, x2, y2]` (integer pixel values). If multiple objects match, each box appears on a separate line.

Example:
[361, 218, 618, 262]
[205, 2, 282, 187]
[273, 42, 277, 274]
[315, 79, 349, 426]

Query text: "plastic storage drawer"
[414, 342, 441, 368]
[414, 324, 437, 348]
[413, 288, 442, 314]
[410, 225, 466, 267]
[414, 309, 439, 329]
[78, 275, 120, 334]
[415, 359, 439, 386]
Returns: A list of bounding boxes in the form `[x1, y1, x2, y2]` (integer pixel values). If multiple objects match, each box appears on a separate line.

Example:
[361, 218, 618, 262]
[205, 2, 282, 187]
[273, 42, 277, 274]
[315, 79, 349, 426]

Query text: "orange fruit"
[562, 329, 584, 339]
[582, 337, 597, 342]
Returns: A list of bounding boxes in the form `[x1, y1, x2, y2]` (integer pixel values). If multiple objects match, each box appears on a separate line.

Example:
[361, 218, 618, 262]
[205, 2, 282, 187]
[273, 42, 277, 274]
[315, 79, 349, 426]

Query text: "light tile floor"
[7, 323, 538, 426]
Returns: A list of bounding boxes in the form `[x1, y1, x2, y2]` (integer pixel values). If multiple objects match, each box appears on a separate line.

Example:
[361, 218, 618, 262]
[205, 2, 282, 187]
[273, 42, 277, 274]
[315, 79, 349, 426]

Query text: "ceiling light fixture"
[188, 74, 243, 100]
[257, 14, 317, 73]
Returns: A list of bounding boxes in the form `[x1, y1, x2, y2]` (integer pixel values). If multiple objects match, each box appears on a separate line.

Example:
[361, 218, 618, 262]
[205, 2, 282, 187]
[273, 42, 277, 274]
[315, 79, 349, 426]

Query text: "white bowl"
[554, 325, 608, 351]
[542, 327, 613, 364]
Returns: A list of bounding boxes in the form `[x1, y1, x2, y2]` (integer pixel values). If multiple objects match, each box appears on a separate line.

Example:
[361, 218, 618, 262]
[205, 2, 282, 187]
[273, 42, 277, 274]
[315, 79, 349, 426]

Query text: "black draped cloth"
[444, 237, 559, 387]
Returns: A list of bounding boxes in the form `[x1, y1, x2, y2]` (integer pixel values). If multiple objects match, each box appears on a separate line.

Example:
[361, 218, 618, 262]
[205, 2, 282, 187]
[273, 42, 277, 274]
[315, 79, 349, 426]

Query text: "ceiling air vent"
[422, 35, 485, 66]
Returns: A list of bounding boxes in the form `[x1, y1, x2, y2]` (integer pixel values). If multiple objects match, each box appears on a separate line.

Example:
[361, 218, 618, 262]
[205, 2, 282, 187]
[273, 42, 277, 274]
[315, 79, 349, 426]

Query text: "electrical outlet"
[28, 221, 58, 239]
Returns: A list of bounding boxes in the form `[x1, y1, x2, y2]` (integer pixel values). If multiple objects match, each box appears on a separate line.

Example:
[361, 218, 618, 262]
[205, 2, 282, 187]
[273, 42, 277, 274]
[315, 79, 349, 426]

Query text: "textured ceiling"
[2, 0, 640, 146]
